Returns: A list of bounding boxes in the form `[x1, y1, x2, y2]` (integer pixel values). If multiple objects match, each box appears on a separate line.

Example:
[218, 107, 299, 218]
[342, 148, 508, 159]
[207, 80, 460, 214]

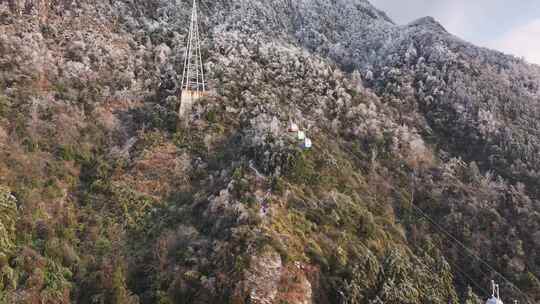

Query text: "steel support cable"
[409, 203, 532, 304]
[416, 216, 529, 304]
[329, 141, 493, 301]
[378, 191, 495, 299]
[446, 253, 492, 298]
[309, 129, 530, 303]
[403, 202, 494, 298]
[346, 195, 491, 303]
[335, 141, 531, 302]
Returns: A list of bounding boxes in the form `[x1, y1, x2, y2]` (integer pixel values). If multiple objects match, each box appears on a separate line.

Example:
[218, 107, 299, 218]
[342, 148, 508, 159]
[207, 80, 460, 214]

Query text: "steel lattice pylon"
[181, 0, 206, 93]
[178, 0, 206, 123]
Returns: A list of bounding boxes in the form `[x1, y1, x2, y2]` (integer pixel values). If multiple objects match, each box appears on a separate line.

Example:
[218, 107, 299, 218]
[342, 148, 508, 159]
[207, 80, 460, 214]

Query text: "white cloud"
[487, 19, 540, 65]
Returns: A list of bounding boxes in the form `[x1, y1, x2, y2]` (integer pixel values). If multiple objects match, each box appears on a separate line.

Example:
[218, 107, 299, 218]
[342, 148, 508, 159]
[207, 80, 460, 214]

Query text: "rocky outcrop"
[233, 249, 318, 304]
[233, 248, 283, 304]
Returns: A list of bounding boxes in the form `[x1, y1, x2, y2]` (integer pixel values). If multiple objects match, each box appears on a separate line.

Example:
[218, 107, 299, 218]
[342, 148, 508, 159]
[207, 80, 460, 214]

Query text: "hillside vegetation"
[1, 1, 540, 303]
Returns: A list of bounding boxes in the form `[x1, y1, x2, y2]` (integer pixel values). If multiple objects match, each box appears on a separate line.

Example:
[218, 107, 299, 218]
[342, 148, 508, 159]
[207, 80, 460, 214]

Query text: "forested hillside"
[1, 0, 540, 303]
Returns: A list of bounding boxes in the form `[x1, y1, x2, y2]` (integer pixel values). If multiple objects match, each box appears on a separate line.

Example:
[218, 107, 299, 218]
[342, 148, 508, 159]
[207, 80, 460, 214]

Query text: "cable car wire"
[334, 139, 531, 303]
[409, 203, 532, 304]
[447, 254, 492, 297]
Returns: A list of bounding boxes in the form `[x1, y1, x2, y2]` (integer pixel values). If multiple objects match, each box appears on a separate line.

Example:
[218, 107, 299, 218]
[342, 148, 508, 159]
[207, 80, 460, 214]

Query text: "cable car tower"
[179, 0, 206, 125]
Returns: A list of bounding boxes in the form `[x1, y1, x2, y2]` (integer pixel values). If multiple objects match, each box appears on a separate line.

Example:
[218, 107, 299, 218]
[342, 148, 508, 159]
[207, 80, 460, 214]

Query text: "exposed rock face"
[236, 248, 284, 304]
[276, 262, 314, 304]
[234, 250, 316, 304]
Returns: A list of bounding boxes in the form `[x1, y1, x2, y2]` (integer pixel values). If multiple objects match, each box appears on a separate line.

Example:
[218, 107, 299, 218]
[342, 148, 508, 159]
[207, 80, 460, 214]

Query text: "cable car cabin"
[288, 122, 299, 132]
[486, 281, 504, 304]
[302, 138, 312, 149]
[297, 131, 306, 140]
[486, 297, 503, 304]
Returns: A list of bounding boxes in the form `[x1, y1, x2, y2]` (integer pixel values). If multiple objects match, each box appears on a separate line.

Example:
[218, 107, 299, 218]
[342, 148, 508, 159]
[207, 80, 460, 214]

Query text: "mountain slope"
[1, 0, 540, 303]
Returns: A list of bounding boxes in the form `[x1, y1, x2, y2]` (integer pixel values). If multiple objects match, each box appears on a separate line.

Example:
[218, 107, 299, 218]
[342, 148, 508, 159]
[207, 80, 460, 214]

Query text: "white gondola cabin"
[303, 138, 312, 149]
[288, 122, 299, 132]
[297, 131, 306, 140]
[486, 281, 504, 304]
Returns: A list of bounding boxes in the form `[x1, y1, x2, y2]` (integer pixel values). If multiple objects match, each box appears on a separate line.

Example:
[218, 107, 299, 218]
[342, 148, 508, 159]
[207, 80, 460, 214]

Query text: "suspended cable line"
[448, 256, 491, 297]
[332, 139, 531, 303]
[428, 232, 494, 297]
[408, 202, 532, 304]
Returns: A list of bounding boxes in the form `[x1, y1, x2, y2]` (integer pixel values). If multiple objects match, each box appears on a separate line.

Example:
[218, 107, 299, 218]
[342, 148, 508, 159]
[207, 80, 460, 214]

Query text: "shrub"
[240, 195, 257, 207]
[0, 94, 10, 118]
[271, 177, 286, 196]
[111, 265, 138, 304]
[206, 109, 217, 123]
[0, 186, 17, 255]
[306, 242, 328, 271]
[287, 151, 321, 186]
[57, 145, 77, 161]
[173, 130, 187, 147]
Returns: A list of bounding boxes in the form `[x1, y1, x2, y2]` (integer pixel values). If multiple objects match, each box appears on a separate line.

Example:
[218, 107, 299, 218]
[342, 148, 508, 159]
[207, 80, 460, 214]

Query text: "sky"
[370, 0, 540, 65]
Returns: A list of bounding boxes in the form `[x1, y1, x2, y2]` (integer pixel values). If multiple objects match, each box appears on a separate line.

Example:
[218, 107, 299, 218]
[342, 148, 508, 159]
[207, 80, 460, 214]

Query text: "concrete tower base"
[178, 90, 206, 128]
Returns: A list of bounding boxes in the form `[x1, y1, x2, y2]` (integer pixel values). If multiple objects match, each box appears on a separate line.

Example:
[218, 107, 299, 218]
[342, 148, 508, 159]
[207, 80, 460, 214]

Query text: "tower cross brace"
[178, 0, 207, 123]
[181, 0, 206, 93]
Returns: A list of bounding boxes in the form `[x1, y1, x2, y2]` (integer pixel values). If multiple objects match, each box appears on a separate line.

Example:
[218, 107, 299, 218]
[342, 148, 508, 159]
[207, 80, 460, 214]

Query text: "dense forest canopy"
[1, 0, 540, 303]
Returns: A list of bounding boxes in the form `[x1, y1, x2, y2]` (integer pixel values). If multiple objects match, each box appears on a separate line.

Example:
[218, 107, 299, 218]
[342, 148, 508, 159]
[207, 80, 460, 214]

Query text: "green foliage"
[94, 237, 112, 257]
[44, 237, 79, 267]
[286, 151, 321, 185]
[0, 186, 17, 256]
[206, 109, 217, 123]
[173, 129, 208, 156]
[43, 259, 72, 298]
[173, 129, 187, 147]
[80, 155, 114, 195]
[271, 177, 286, 196]
[522, 272, 540, 300]
[22, 137, 38, 152]
[464, 287, 483, 304]
[342, 248, 380, 304]
[232, 166, 250, 197]
[133, 103, 178, 132]
[43, 179, 64, 200]
[189, 138, 208, 157]
[0, 93, 10, 118]
[306, 242, 329, 271]
[141, 130, 166, 149]
[110, 184, 155, 232]
[53, 82, 68, 100]
[111, 265, 138, 304]
[343, 249, 458, 304]
[0, 261, 17, 291]
[57, 145, 78, 161]
[357, 209, 377, 239]
[240, 195, 257, 206]
[156, 291, 174, 304]
[268, 238, 290, 265]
